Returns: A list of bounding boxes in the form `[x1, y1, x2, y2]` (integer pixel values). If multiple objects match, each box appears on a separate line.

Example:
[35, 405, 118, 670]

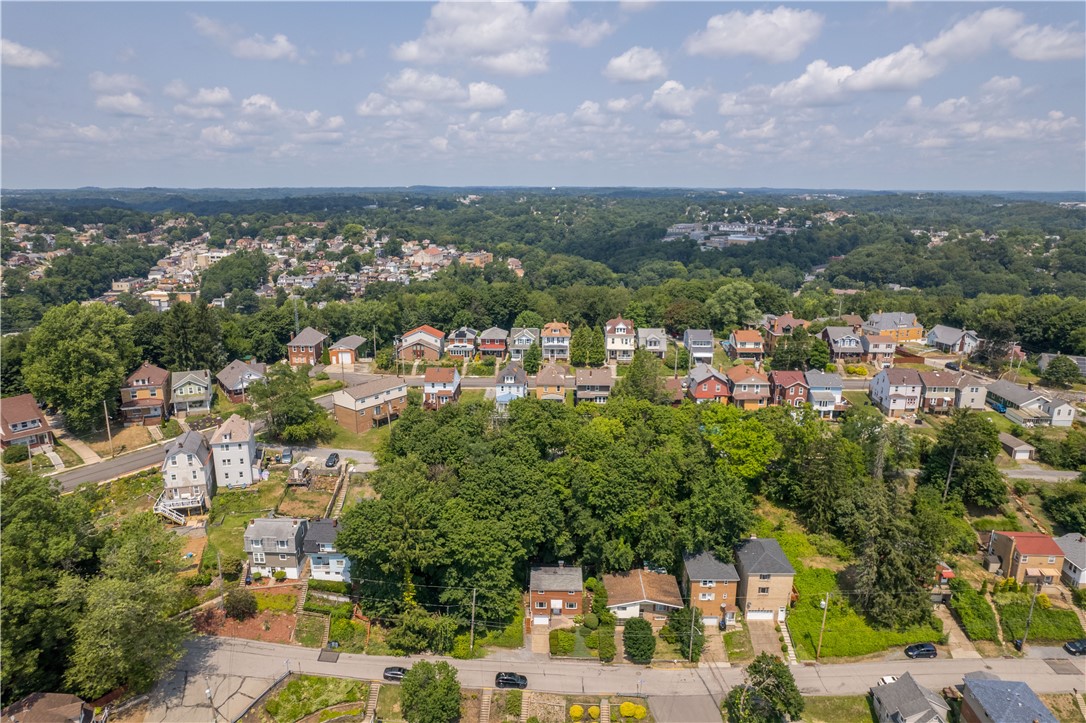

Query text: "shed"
[998, 433, 1035, 461]
[288, 460, 312, 486]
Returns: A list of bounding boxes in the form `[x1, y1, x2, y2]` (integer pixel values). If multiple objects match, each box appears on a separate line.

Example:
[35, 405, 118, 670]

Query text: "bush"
[597, 625, 617, 662]
[588, 705, 600, 720]
[583, 612, 599, 630]
[189, 572, 213, 587]
[1074, 588, 1086, 610]
[308, 580, 350, 595]
[504, 690, 523, 717]
[570, 704, 584, 720]
[824, 364, 836, 373]
[252, 571, 262, 582]
[550, 629, 576, 656]
[2, 445, 29, 463]
[844, 365, 868, 377]
[948, 579, 1000, 642]
[633, 704, 647, 720]
[584, 631, 599, 650]
[620, 702, 635, 718]
[623, 618, 656, 664]
[225, 588, 257, 620]
[273, 570, 287, 581]
[781, 643, 789, 654]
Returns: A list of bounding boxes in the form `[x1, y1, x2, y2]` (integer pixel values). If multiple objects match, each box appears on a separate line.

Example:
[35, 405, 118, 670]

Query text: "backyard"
[77, 423, 154, 457]
[327, 421, 392, 453]
[258, 675, 368, 723]
[204, 476, 287, 561]
[995, 591, 1085, 642]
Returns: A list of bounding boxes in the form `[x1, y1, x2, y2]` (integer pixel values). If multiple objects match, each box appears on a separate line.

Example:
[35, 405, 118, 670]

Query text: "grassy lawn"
[476, 613, 524, 651]
[309, 379, 346, 397]
[977, 411, 1016, 434]
[459, 388, 487, 403]
[205, 477, 286, 561]
[262, 675, 367, 723]
[802, 696, 876, 723]
[295, 614, 326, 647]
[1040, 694, 1086, 723]
[211, 387, 245, 416]
[76, 469, 161, 523]
[995, 593, 1085, 642]
[79, 424, 153, 457]
[255, 591, 297, 613]
[375, 684, 404, 722]
[328, 422, 392, 453]
[278, 485, 334, 518]
[723, 628, 755, 663]
[52, 441, 85, 467]
[843, 390, 872, 408]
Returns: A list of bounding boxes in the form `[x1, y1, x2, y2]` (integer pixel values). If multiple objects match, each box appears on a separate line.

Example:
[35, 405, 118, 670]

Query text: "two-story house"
[762, 313, 810, 353]
[210, 413, 257, 489]
[725, 329, 765, 364]
[170, 370, 212, 417]
[863, 311, 924, 343]
[0, 394, 54, 452]
[686, 363, 730, 404]
[156, 430, 214, 522]
[1054, 533, 1085, 589]
[956, 374, 988, 410]
[287, 327, 328, 368]
[726, 365, 770, 410]
[303, 518, 352, 583]
[575, 368, 612, 404]
[682, 551, 740, 628]
[446, 327, 478, 358]
[244, 517, 308, 579]
[332, 377, 409, 432]
[529, 564, 583, 625]
[542, 321, 572, 361]
[986, 380, 1076, 428]
[860, 334, 896, 368]
[804, 369, 845, 418]
[871, 673, 950, 723]
[683, 329, 715, 366]
[769, 370, 809, 408]
[961, 674, 1056, 723]
[508, 327, 540, 362]
[216, 359, 267, 403]
[987, 531, 1063, 586]
[535, 364, 567, 402]
[494, 361, 528, 412]
[927, 325, 979, 355]
[918, 369, 960, 415]
[637, 328, 668, 359]
[604, 316, 636, 363]
[821, 327, 863, 363]
[735, 537, 796, 623]
[423, 367, 461, 410]
[870, 368, 923, 417]
[602, 569, 684, 628]
[329, 335, 366, 366]
[478, 327, 509, 358]
[397, 325, 445, 361]
[121, 362, 171, 426]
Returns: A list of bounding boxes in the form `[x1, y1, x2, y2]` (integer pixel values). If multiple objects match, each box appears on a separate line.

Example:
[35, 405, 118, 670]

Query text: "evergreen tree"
[523, 341, 543, 374]
[612, 349, 666, 403]
[724, 653, 804, 723]
[588, 327, 606, 367]
[623, 617, 656, 663]
[919, 409, 1005, 507]
[570, 324, 592, 366]
[160, 301, 225, 371]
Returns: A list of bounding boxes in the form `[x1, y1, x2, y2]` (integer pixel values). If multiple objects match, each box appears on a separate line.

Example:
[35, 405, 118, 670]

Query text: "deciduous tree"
[623, 617, 656, 663]
[1040, 355, 1083, 389]
[723, 653, 804, 723]
[401, 661, 461, 723]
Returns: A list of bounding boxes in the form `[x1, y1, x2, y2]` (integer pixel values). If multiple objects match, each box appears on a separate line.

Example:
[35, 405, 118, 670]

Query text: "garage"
[702, 616, 720, 627]
[532, 616, 551, 627]
[746, 610, 774, 621]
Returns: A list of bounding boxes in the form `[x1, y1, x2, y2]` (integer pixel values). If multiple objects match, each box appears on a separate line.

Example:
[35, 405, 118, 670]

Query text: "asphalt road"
[52, 444, 164, 491]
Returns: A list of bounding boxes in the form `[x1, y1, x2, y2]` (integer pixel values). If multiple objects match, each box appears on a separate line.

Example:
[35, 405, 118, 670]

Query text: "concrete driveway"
[746, 621, 784, 659]
[933, 604, 981, 659]
[649, 695, 723, 723]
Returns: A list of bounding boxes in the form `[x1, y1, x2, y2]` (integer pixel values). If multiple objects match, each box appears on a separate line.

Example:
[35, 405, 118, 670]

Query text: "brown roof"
[731, 329, 763, 343]
[575, 368, 612, 386]
[535, 364, 566, 386]
[1, 693, 91, 723]
[543, 321, 571, 337]
[0, 394, 49, 440]
[726, 365, 768, 383]
[880, 368, 923, 386]
[769, 370, 807, 387]
[125, 361, 169, 386]
[766, 313, 810, 335]
[424, 367, 457, 383]
[918, 369, 961, 387]
[602, 569, 684, 609]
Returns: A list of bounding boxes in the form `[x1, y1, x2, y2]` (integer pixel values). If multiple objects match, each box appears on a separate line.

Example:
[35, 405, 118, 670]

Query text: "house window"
[253, 552, 265, 564]
[279, 554, 287, 561]
[1048, 556, 1056, 564]
[224, 472, 230, 479]
[535, 601, 547, 609]
[720, 592, 728, 600]
[191, 471, 197, 480]
[758, 587, 770, 595]
[277, 540, 288, 549]
[130, 391, 138, 400]
[699, 580, 714, 587]
[699, 593, 714, 601]
[565, 602, 577, 609]
[251, 539, 261, 548]
[150, 389, 157, 397]
[758, 574, 771, 581]
[170, 473, 176, 481]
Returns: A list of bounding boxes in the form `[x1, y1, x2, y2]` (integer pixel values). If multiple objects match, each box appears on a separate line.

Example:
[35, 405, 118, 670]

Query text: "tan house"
[575, 368, 612, 404]
[542, 321, 572, 361]
[121, 362, 171, 425]
[0, 394, 54, 452]
[863, 311, 924, 342]
[332, 377, 409, 433]
[602, 569, 684, 628]
[735, 537, 796, 622]
[682, 551, 740, 628]
[329, 335, 366, 366]
[535, 364, 567, 401]
[986, 531, 1063, 586]
[529, 564, 583, 625]
[287, 327, 328, 368]
[726, 365, 771, 410]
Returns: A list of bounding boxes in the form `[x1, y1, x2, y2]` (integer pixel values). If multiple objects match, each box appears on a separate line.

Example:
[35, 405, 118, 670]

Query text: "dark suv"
[495, 672, 527, 689]
[904, 642, 937, 659]
[383, 666, 407, 682]
[325, 452, 340, 468]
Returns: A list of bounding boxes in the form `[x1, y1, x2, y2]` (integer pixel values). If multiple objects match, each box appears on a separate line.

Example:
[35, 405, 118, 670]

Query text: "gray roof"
[331, 335, 366, 350]
[498, 361, 527, 385]
[164, 430, 210, 460]
[575, 368, 612, 386]
[290, 326, 328, 348]
[535, 364, 566, 387]
[244, 517, 307, 553]
[509, 327, 540, 348]
[530, 565, 583, 592]
[1038, 353, 1086, 376]
[866, 311, 920, 331]
[210, 414, 252, 446]
[928, 324, 973, 346]
[684, 329, 713, 344]
[963, 677, 1057, 723]
[172, 369, 211, 390]
[997, 432, 1033, 452]
[804, 369, 842, 388]
[302, 518, 340, 554]
[638, 328, 667, 345]
[735, 538, 795, 576]
[339, 376, 408, 400]
[480, 326, 509, 340]
[871, 672, 949, 723]
[683, 551, 739, 582]
[986, 379, 1044, 407]
[879, 368, 923, 387]
[1054, 533, 1086, 570]
[822, 326, 859, 342]
[449, 326, 478, 341]
[688, 362, 726, 384]
[216, 359, 266, 389]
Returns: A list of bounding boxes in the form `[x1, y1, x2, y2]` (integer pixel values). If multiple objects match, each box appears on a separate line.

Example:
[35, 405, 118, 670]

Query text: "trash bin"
[1013, 639, 1023, 651]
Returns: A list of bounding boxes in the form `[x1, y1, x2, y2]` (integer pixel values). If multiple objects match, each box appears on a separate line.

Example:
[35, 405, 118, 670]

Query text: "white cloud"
[603, 46, 666, 83]
[191, 86, 233, 106]
[89, 71, 145, 94]
[192, 15, 231, 44]
[618, 1, 655, 12]
[657, 119, 688, 135]
[1006, 23, 1086, 61]
[96, 92, 153, 117]
[462, 82, 507, 110]
[430, 136, 450, 152]
[980, 75, 1022, 97]
[684, 7, 824, 63]
[606, 95, 642, 113]
[768, 59, 853, 105]
[200, 125, 242, 149]
[482, 109, 537, 133]
[717, 92, 760, 116]
[163, 80, 190, 99]
[241, 94, 283, 117]
[1, 38, 57, 68]
[646, 80, 705, 117]
[845, 44, 941, 91]
[385, 69, 465, 102]
[193, 15, 300, 62]
[474, 48, 549, 76]
[736, 117, 779, 140]
[333, 50, 364, 65]
[174, 104, 224, 120]
[355, 93, 425, 117]
[572, 101, 608, 127]
[922, 8, 1022, 60]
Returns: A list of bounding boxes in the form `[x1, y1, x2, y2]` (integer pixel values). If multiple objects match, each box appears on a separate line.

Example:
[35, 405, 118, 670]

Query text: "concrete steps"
[780, 620, 799, 665]
[479, 689, 493, 723]
[320, 615, 331, 647]
[600, 698, 611, 723]
[518, 691, 529, 723]
[330, 471, 350, 518]
[295, 581, 309, 615]
[365, 682, 380, 721]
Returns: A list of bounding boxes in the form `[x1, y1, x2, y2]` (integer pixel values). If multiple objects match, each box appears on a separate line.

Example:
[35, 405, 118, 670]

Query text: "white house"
[986, 379, 1077, 428]
[1055, 533, 1086, 589]
[244, 517, 307, 579]
[303, 518, 352, 583]
[927, 325, 979, 355]
[156, 431, 215, 522]
[637, 328, 668, 359]
[495, 361, 528, 412]
[210, 414, 258, 489]
[870, 368, 923, 417]
[683, 329, 715, 366]
[604, 316, 636, 363]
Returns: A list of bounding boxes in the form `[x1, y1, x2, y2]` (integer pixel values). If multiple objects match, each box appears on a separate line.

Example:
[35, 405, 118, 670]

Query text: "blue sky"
[2, 2, 1084, 190]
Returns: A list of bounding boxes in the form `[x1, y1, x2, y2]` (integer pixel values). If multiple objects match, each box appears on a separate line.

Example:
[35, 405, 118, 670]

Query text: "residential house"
[460, 250, 493, 268]
[121, 361, 171, 425]
[1, 693, 94, 723]
[244, 517, 308, 579]
[683, 329, 715, 366]
[604, 316, 636, 363]
[602, 569, 684, 628]
[529, 564, 583, 624]
[507, 257, 525, 277]
[637, 327, 668, 359]
[927, 325, 980, 355]
[494, 361, 528, 412]
[726, 365, 770, 410]
[508, 327, 540, 362]
[409, 245, 445, 267]
[210, 414, 257, 489]
[0, 394, 54, 452]
[986, 379, 1077, 427]
[864, 311, 924, 342]
[821, 327, 863, 362]
[870, 672, 950, 723]
[216, 359, 267, 403]
[861, 334, 896, 368]
[157, 431, 214, 521]
[303, 518, 352, 583]
[478, 327, 509, 357]
[682, 551, 740, 628]
[1038, 353, 1086, 377]
[541, 321, 572, 361]
[170, 370, 212, 417]
[998, 433, 1035, 461]
[332, 377, 409, 433]
[870, 368, 923, 417]
[840, 313, 865, 333]
[686, 363, 730, 404]
[918, 369, 960, 415]
[955, 374, 988, 410]
[575, 368, 612, 404]
[961, 673, 1056, 723]
[397, 325, 445, 361]
[725, 329, 765, 364]
[804, 369, 846, 418]
[769, 370, 809, 408]
[735, 537, 796, 622]
[329, 335, 366, 366]
[762, 313, 810, 353]
[986, 531, 1064, 586]
[446, 326, 478, 358]
[287, 326, 328, 367]
[535, 364, 567, 401]
[423, 367, 461, 410]
[1054, 533, 1085, 589]
[142, 288, 171, 312]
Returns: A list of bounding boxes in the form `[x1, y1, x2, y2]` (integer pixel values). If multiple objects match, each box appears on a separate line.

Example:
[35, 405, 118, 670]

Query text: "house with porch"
[602, 569, 684, 628]
[686, 363, 730, 404]
[726, 365, 770, 410]
[0, 394, 54, 452]
[287, 327, 328, 368]
[861, 334, 896, 368]
[986, 531, 1064, 586]
[156, 430, 214, 522]
[535, 364, 567, 401]
[216, 359, 267, 403]
[762, 313, 810, 353]
[170, 370, 212, 417]
[478, 327, 509, 357]
[725, 329, 765, 364]
[804, 369, 845, 418]
[683, 329, 715, 366]
[244, 517, 308, 580]
[494, 361, 528, 412]
[210, 414, 257, 489]
[332, 377, 409, 432]
[396, 325, 445, 360]
[821, 327, 863, 363]
[870, 368, 922, 417]
[637, 328, 668, 359]
[575, 368, 612, 404]
[955, 374, 988, 410]
[986, 379, 1077, 428]
[927, 325, 979, 355]
[329, 335, 366, 366]
[604, 316, 636, 363]
[918, 369, 959, 415]
[769, 370, 809, 408]
[508, 327, 540, 362]
[121, 362, 171, 426]
[423, 367, 461, 410]
[303, 518, 352, 583]
[541, 321, 572, 361]
[735, 537, 796, 623]
[682, 551, 740, 628]
[446, 327, 478, 358]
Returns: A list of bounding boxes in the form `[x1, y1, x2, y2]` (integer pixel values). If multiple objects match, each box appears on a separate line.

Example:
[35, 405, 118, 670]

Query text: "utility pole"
[941, 443, 960, 502]
[688, 607, 696, 662]
[816, 593, 830, 660]
[469, 587, 478, 654]
[217, 549, 224, 609]
[1020, 580, 1041, 650]
[103, 400, 115, 458]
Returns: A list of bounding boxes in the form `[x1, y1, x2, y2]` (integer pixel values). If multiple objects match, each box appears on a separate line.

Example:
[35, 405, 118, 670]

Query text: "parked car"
[325, 452, 340, 468]
[383, 666, 407, 682]
[495, 672, 528, 689]
[945, 361, 960, 371]
[1064, 639, 1086, 656]
[904, 643, 937, 659]
[281, 447, 294, 464]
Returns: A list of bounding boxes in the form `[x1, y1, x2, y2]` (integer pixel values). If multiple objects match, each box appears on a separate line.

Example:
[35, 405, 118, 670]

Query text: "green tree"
[523, 342, 543, 374]
[700, 405, 782, 482]
[247, 363, 336, 444]
[401, 661, 461, 723]
[513, 310, 545, 329]
[570, 324, 592, 366]
[919, 409, 1005, 507]
[612, 349, 666, 403]
[806, 337, 831, 370]
[1040, 355, 1083, 389]
[224, 588, 257, 620]
[160, 301, 225, 371]
[706, 280, 760, 329]
[588, 327, 606, 367]
[666, 607, 704, 662]
[1041, 480, 1086, 534]
[23, 302, 137, 434]
[1, 331, 31, 397]
[623, 617, 656, 663]
[723, 653, 804, 723]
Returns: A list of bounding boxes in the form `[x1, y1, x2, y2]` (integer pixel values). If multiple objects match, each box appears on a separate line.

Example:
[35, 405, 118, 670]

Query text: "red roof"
[125, 361, 169, 386]
[0, 394, 49, 441]
[726, 365, 768, 383]
[424, 367, 457, 383]
[405, 325, 445, 340]
[770, 370, 807, 387]
[998, 532, 1064, 557]
[732, 329, 763, 343]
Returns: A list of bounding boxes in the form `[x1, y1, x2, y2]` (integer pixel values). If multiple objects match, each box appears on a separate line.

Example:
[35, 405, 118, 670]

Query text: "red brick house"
[121, 362, 171, 426]
[686, 363, 730, 404]
[0, 394, 54, 451]
[529, 564, 583, 625]
[397, 325, 445, 361]
[769, 370, 809, 407]
[762, 313, 811, 353]
[287, 327, 328, 368]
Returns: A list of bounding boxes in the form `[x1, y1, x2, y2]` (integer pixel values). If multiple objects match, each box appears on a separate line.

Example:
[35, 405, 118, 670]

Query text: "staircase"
[154, 501, 185, 525]
[364, 683, 381, 722]
[320, 615, 331, 647]
[295, 581, 309, 614]
[599, 698, 611, 723]
[330, 473, 351, 519]
[780, 619, 799, 665]
[479, 690, 493, 723]
[518, 692, 529, 723]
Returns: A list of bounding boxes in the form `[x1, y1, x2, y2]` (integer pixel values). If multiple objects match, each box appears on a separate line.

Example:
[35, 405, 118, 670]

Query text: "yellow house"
[535, 364, 567, 401]
[862, 312, 924, 342]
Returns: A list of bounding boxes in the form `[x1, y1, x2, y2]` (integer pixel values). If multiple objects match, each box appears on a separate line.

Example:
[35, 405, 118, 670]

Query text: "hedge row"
[948, 579, 1000, 642]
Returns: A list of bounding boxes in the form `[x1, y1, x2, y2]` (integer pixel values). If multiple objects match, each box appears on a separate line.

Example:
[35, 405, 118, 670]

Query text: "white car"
[877, 676, 898, 686]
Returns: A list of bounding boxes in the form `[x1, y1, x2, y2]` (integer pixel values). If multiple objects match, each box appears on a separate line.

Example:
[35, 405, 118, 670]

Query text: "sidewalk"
[56, 430, 103, 464]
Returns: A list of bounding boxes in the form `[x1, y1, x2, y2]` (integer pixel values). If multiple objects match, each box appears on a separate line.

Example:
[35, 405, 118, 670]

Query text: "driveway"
[933, 604, 981, 659]
[746, 621, 783, 659]
[649, 695, 723, 723]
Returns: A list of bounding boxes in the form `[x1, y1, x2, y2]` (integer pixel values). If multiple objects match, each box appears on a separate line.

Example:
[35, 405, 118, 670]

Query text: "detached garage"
[999, 432, 1035, 461]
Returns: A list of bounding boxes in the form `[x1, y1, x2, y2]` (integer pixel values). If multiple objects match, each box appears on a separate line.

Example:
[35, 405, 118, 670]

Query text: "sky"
[2, 1, 1084, 191]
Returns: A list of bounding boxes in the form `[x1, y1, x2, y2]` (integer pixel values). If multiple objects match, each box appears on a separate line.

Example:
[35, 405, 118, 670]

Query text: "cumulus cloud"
[174, 105, 225, 120]
[2, 38, 57, 68]
[572, 101, 608, 126]
[385, 69, 465, 101]
[241, 94, 283, 117]
[646, 80, 706, 117]
[684, 7, 824, 63]
[200, 125, 243, 148]
[1007, 23, 1086, 61]
[95, 92, 153, 117]
[462, 82, 507, 110]
[163, 79, 190, 99]
[606, 95, 643, 113]
[193, 15, 300, 62]
[355, 93, 425, 117]
[89, 71, 144, 93]
[603, 46, 666, 82]
[191, 86, 233, 106]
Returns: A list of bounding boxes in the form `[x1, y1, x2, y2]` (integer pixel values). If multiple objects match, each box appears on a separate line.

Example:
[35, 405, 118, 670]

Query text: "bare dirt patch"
[193, 607, 299, 645]
[83, 425, 153, 457]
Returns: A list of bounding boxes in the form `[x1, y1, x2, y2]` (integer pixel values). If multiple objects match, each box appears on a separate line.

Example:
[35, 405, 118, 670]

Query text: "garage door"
[533, 616, 550, 626]
[746, 610, 774, 621]
[703, 616, 720, 627]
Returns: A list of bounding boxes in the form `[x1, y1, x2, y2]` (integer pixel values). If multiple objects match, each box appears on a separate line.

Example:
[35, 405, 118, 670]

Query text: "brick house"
[529, 564, 583, 624]
[535, 364, 567, 401]
[329, 335, 366, 366]
[121, 362, 171, 426]
[478, 327, 509, 357]
[287, 327, 328, 367]
[986, 531, 1063, 586]
[686, 363, 730, 404]
[682, 551, 740, 628]
[762, 313, 810, 353]
[863, 311, 924, 343]
[769, 370, 808, 408]
[332, 377, 409, 433]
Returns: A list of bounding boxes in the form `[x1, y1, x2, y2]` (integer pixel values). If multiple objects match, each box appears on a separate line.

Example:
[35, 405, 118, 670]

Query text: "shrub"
[583, 612, 599, 630]
[570, 704, 584, 720]
[588, 705, 600, 719]
[225, 588, 257, 620]
[252, 571, 262, 582]
[255, 592, 296, 613]
[781, 643, 788, 654]
[189, 572, 213, 587]
[527, 718, 542, 723]
[996, 595, 1085, 641]
[948, 579, 999, 642]
[2, 445, 29, 463]
[1074, 588, 1086, 610]
[623, 618, 656, 664]
[550, 629, 576, 656]
[308, 579, 350, 595]
[597, 625, 617, 662]
[619, 702, 635, 718]
[273, 570, 287, 581]
[584, 631, 599, 650]
[504, 690, 523, 717]
[824, 364, 836, 373]
[1037, 594, 1052, 610]
[633, 704, 647, 720]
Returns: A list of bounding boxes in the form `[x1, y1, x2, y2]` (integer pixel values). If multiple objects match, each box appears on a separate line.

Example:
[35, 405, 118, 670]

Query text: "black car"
[325, 452, 340, 468]
[904, 643, 937, 659]
[945, 361, 960, 371]
[383, 666, 407, 682]
[1064, 639, 1086, 656]
[495, 672, 527, 689]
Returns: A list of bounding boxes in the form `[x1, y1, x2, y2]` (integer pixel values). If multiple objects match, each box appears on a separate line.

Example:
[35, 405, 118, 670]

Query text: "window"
[224, 472, 230, 479]
[1048, 556, 1056, 564]
[720, 592, 728, 600]
[191, 471, 197, 480]
[150, 389, 157, 397]
[535, 601, 546, 609]
[130, 391, 138, 400]
[279, 554, 287, 561]
[187, 454, 193, 463]
[277, 540, 288, 549]
[758, 587, 770, 595]
[759, 574, 771, 581]
[699, 593, 714, 601]
[565, 602, 577, 609]
[170, 473, 176, 481]
[251, 539, 262, 548]
[253, 552, 265, 564]
[699, 580, 714, 588]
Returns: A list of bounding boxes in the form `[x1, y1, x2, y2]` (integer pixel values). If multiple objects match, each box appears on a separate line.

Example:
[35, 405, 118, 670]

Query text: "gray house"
[683, 329, 715, 366]
[961, 673, 1056, 723]
[244, 517, 308, 579]
[508, 327, 540, 362]
[870, 672, 949, 723]
[735, 537, 795, 622]
[171, 369, 213, 416]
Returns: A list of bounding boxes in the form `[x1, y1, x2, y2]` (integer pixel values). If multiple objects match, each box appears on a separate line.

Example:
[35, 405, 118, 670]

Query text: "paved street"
[1007, 464, 1081, 482]
[52, 444, 164, 491]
